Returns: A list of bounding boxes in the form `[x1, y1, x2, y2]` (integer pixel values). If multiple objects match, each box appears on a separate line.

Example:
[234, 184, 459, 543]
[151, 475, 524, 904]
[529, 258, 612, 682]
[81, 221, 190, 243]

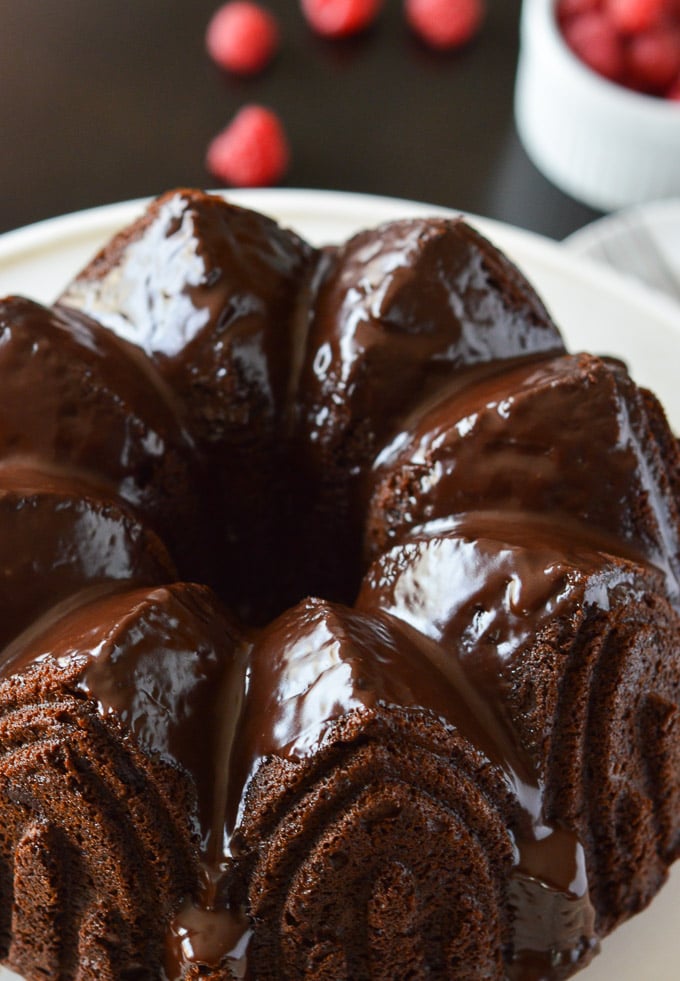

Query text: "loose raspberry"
[668, 72, 680, 98]
[206, 2, 279, 76]
[206, 105, 290, 187]
[604, 0, 668, 33]
[562, 10, 626, 80]
[627, 25, 680, 91]
[404, 0, 486, 49]
[300, 0, 383, 38]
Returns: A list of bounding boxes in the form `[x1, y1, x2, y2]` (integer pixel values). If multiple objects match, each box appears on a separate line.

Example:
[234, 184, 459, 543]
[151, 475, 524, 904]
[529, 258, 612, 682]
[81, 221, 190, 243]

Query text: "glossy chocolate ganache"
[0, 189, 678, 981]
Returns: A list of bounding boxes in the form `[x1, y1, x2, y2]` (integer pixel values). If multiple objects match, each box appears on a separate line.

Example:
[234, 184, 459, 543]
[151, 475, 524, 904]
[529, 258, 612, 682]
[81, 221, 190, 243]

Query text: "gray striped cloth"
[564, 201, 680, 305]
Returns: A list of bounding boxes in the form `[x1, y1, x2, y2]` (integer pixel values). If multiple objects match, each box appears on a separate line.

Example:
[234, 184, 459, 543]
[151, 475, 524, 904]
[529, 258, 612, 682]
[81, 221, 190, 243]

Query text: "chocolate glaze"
[165, 901, 251, 980]
[238, 589, 603, 977]
[15, 573, 573, 976]
[235, 597, 525, 794]
[0, 194, 678, 980]
[0, 548, 605, 977]
[0, 462, 174, 655]
[297, 216, 565, 479]
[1, 582, 247, 861]
[59, 188, 321, 622]
[366, 352, 680, 602]
[291, 215, 567, 608]
[0, 581, 251, 980]
[0, 296, 196, 519]
[358, 516, 645, 658]
[58, 188, 316, 442]
[356, 522, 653, 975]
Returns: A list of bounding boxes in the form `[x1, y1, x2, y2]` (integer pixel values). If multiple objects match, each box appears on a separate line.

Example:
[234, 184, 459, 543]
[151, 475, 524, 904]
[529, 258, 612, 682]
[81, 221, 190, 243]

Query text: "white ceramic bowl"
[514, 0, 680, 212]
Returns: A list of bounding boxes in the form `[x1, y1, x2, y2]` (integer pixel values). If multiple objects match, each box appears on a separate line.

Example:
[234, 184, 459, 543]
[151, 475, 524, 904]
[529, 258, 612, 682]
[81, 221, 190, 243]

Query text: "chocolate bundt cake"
[0, 187, 678, 981]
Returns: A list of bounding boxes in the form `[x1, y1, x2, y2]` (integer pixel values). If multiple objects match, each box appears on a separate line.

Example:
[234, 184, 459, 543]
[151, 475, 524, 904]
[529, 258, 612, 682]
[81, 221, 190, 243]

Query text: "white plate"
[0, 189, 678, 981]
[565, 198, 680, 307]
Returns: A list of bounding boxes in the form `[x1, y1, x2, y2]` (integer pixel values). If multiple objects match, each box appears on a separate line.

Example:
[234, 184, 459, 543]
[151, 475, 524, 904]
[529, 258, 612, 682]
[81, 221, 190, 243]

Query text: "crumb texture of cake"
[0, 187, 677, 981]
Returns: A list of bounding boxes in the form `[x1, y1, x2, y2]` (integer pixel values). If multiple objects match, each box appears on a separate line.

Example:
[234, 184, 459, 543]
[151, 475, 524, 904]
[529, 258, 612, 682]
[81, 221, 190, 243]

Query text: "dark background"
[0, 0, 600, 238]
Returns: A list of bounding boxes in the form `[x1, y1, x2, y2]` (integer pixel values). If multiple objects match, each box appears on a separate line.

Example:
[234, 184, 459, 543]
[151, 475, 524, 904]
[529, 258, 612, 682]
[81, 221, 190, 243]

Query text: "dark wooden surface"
[0, 0, 601, 239]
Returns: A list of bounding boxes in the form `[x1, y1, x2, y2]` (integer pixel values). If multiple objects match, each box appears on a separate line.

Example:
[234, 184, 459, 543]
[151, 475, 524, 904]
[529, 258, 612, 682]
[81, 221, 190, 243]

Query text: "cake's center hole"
[204, 491, 364, 627]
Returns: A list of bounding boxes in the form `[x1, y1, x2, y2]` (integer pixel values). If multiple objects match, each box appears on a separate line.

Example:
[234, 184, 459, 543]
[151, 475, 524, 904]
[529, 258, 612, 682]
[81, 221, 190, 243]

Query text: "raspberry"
[627, 25, 680, 91]
[556, 0, 603, 21]
[206, 105, 290, 187]
[300, 0, 383, 38]
[562, 10, 626, 80]
[205, 2, 279, 76]
[604, 0, 668, 33]
[404, 0, 485, 49]
[668, 72, 680, 97]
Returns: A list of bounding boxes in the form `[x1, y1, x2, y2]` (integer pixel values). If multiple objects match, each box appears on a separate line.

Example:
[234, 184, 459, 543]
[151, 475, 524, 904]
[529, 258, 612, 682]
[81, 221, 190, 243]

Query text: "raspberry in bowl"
[514, 0, 680, 210]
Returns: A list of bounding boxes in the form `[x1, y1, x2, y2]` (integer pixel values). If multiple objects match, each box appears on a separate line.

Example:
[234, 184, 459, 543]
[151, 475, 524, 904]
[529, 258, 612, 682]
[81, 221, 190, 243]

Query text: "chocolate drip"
[0, 462, 174, 655]
[2, 583, 247, 857]
[356, 522, 658, 973]
[57, 188, 316, 439]
[0, 582, 251, 980]
[0, 295, 206, 581]
[59, 188, 321, 622]
[228, 584, 601, 975]
[299, 215, 565, 476]
[166, 902, 252, 980]
[0, 296, 195, 512]
[236, 603, 591, 973]
[290, 215, 566, 610]
[234, 598, 528, 793]
[366, 352, 680, 602]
